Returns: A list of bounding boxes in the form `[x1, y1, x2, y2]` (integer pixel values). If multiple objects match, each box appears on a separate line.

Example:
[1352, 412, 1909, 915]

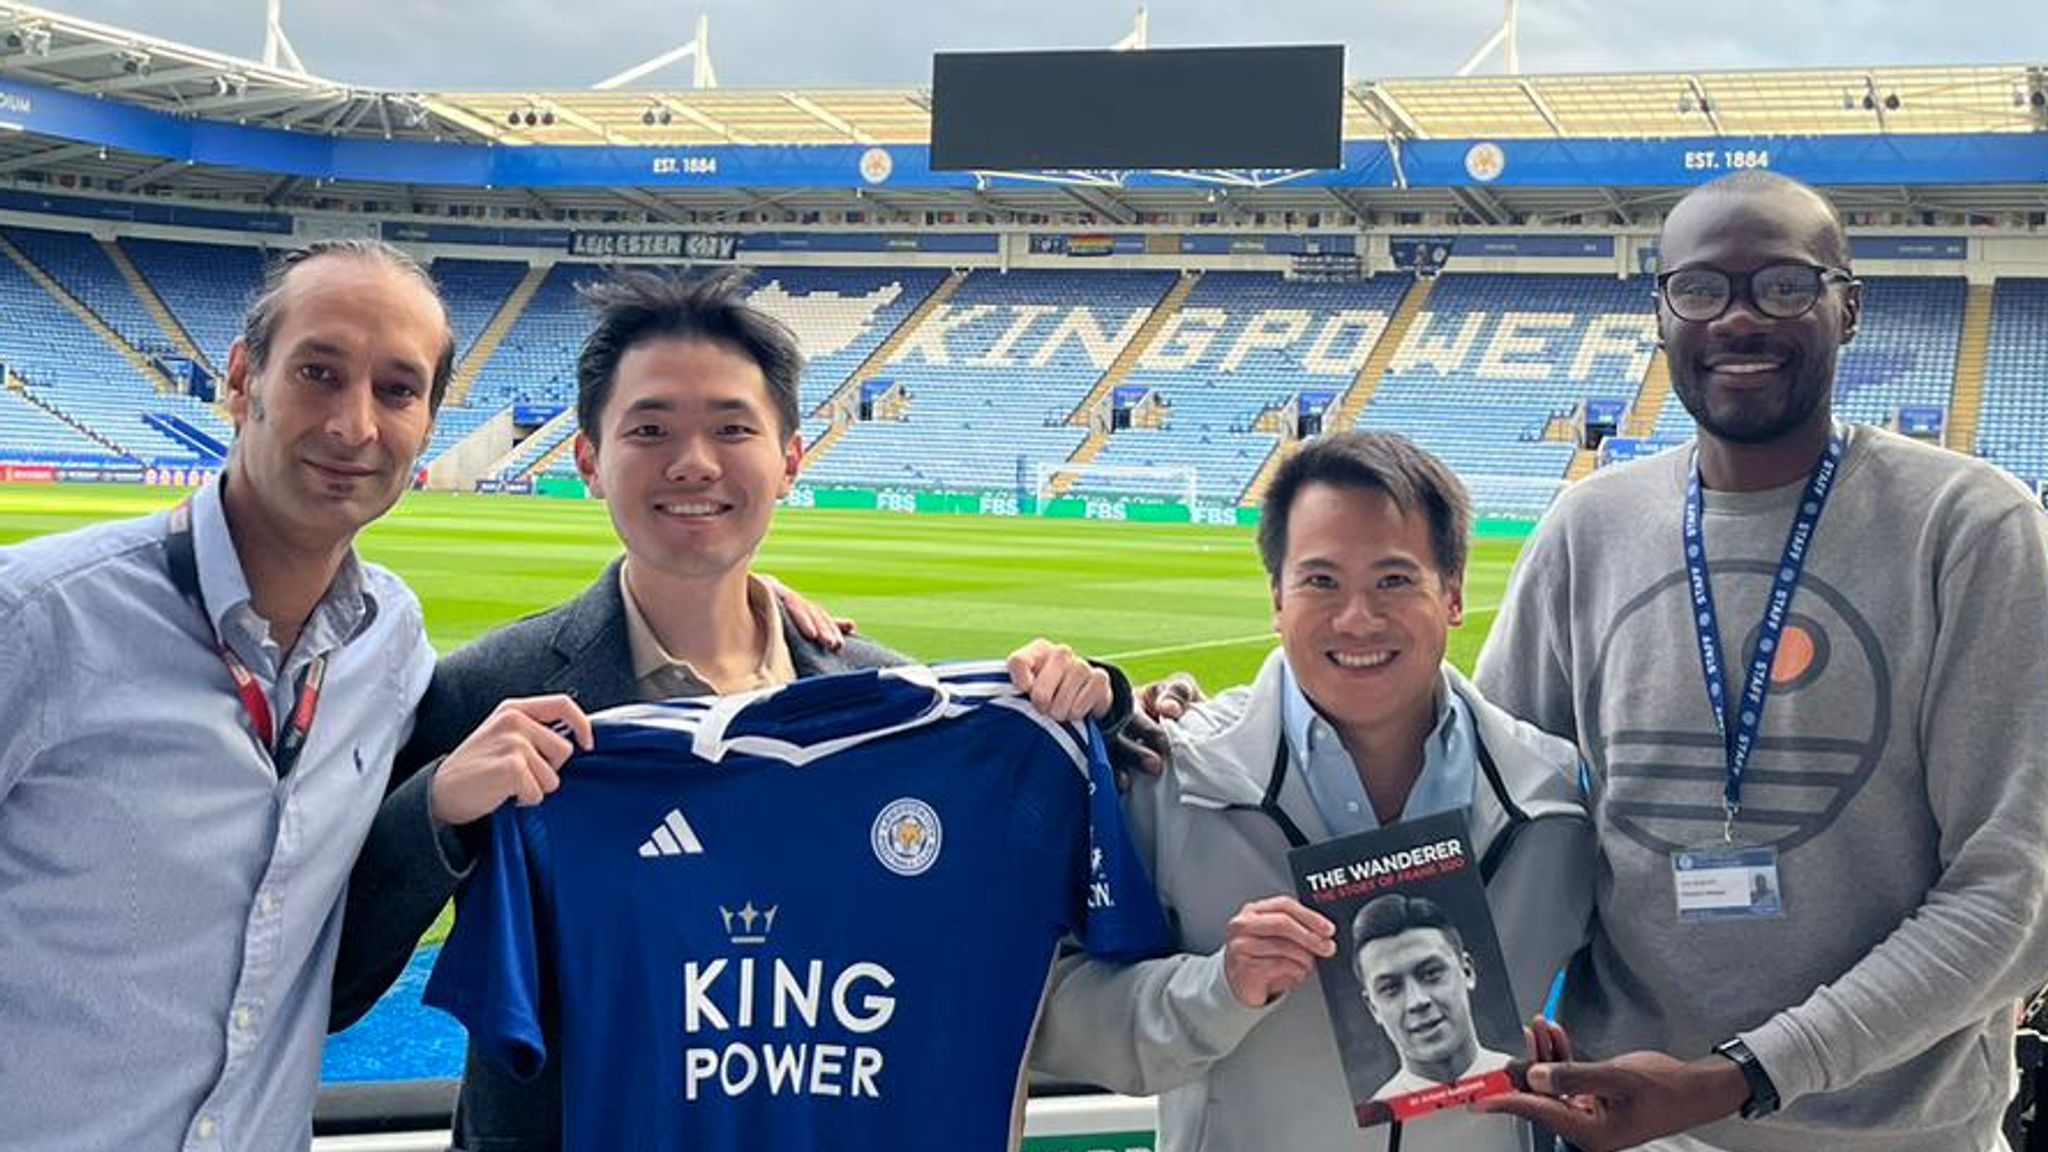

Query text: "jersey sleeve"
[422, 804, 553, 1081]
[1069, 721, 1173, 962]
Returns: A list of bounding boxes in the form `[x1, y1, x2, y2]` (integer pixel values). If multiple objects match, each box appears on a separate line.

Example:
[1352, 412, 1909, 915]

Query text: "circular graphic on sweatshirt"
[1583, 562, 1890, 856]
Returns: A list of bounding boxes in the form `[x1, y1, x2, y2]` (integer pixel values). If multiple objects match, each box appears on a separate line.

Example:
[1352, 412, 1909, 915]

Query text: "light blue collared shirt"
[0, 476, 433, 1152]
[1279, 658, 1477, 838]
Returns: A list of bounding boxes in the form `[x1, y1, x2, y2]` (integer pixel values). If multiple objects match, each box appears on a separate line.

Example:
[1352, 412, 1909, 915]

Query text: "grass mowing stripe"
[2, 485, 1522, 690]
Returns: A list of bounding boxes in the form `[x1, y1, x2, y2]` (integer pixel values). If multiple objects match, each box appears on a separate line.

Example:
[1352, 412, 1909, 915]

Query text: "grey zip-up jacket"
[1031, 652, 1594, 1152]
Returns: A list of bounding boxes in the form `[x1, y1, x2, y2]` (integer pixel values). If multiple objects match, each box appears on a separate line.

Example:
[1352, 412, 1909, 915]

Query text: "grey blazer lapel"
[544, 558, 640, 711]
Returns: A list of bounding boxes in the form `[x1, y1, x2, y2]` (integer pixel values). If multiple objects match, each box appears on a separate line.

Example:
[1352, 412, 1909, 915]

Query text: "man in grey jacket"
[1473, 171, 2048, 1152]
[1033, 432, 1593, 1152]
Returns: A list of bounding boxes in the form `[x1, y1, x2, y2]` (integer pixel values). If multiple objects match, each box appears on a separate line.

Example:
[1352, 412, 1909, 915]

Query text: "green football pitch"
[0, 484, 1527, 688]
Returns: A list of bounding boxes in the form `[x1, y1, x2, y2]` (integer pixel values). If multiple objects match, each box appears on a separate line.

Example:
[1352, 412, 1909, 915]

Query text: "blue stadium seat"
[804, 269, 1175, 494]
[1359, 274, 1657, 517]
[1976, 279, 2048, 488]
[1072, 271, 1414, 504]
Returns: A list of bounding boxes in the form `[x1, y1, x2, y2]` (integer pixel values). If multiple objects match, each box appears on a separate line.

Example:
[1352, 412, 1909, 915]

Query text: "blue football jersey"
[425, 662, 1169, 1152]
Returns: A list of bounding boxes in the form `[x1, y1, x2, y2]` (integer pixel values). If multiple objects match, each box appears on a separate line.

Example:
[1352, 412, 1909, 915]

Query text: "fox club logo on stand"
[871, 798, 942, 876]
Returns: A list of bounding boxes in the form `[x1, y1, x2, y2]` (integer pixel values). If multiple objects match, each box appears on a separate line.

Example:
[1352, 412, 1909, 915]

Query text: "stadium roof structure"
[0, 1, 2044, 224]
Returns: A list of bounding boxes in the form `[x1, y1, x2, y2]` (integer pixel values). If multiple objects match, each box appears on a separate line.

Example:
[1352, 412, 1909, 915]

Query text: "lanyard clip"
[1722, 800, 1740, 845]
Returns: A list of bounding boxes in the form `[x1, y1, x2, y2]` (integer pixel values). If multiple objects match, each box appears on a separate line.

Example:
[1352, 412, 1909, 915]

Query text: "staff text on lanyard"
[1682, 428, 1846, 842]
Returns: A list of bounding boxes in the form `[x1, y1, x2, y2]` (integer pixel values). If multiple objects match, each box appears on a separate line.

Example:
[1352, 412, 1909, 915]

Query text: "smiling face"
[1356, 925, 1480, 1081]
[221, 254, 441, 552]
[574, 336, 801, 585]
[1272, 482, 1463, 748]
[1660, 184, 1861, 448]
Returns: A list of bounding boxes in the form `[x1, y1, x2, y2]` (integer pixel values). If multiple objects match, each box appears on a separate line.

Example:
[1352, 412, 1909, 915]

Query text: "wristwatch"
[1712, 1037, 1781, 1119]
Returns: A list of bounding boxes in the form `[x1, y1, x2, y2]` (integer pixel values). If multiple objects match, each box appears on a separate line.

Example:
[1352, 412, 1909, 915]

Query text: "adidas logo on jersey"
[638, 808, 705, 858]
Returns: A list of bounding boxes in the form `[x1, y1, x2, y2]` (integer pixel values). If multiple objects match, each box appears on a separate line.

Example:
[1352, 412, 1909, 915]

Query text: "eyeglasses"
[1656, 262, 1856, 323]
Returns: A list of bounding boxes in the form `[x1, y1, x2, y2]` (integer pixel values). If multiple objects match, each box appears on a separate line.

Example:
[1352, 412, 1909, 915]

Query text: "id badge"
[1671, 845, 1783, 923]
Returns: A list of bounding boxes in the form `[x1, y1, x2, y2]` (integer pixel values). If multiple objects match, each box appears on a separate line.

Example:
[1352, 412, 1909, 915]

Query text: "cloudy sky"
[36, 0, 2047, 90]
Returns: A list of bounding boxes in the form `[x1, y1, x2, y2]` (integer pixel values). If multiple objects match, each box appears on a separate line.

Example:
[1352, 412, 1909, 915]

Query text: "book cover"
[1288, 808, 1524, 1126]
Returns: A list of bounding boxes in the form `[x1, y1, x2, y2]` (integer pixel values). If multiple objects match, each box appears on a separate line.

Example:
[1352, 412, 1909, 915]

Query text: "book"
[1288, 808, 1525, 1126]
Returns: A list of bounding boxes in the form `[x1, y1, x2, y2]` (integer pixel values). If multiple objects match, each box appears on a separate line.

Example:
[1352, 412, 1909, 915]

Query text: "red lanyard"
[165, 501, 328, 778]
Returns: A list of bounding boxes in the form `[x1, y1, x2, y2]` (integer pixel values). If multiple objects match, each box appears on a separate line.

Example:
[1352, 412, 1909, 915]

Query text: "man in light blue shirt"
[0, 239, 455, 1152]
[1281, 661, 1476, 840]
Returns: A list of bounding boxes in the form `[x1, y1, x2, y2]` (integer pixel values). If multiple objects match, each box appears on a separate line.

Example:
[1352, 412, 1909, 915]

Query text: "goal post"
[1030, 461, 1198, 513]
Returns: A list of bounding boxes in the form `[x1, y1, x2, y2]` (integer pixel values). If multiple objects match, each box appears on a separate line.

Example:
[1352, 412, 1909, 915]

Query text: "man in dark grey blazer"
[329, 269, 1109, 1150]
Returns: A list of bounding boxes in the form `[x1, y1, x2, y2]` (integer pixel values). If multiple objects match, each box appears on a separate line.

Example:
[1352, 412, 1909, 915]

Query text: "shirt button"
[1346, 801, 1362, 813]
[234, 1005, 256, 1032]
[257, 890, 280, 917]
[195, 1116, 218, 1139]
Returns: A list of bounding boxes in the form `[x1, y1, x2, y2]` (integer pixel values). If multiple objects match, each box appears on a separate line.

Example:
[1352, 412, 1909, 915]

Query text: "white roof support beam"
[1360, 84, 1427, 140]
[539, 98, 632, 146]
[592, 14, 715, 90]
[1684, 76, 1724, 135]
[781, 93, 874, 145]
[1454, 184, 1509, 226]
[654, 96, 752, 146]
[615, 186, 694, 226]
[0, 140, 97, 175]
[13, 41, 128, 67]
[77, 64, 213, 96]
[416, 96, 516, 143]
[119, 157, 188, 191]
[1063, 184, 1138, 225]
[1518, 79, 1566, 136]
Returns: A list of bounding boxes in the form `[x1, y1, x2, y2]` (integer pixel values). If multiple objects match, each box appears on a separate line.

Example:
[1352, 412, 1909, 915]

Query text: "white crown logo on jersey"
[718, 901, 778, 945]
[871, 798, 942, 877]
[638, 808, 705, 858]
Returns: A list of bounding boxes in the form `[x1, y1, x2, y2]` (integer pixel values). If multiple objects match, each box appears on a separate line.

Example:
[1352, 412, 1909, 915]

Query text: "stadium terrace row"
[1, 225, 2043, 509]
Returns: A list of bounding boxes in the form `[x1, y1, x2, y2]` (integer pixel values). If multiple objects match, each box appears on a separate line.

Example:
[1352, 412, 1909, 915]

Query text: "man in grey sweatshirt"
[1472, 169, 2048, 1152]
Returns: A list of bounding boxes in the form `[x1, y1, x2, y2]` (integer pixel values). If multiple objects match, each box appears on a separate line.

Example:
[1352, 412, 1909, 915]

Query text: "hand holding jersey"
[430, 695, 595, 825]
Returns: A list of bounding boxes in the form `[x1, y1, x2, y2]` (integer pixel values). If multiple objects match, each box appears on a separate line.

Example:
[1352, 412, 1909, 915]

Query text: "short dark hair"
[1352, 893, 1465, 960]
[1257, 432, 1472, 585]
[1676, 171, 1852, 268]
[574, 268, 804, 445]
[241, 239, 456, 411]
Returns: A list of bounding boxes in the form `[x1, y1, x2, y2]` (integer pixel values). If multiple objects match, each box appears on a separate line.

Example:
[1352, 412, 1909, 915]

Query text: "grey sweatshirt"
[1475, 424, 2048, 1152]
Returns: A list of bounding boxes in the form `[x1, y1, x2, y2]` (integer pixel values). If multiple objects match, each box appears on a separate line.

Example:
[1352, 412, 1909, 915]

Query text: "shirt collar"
[619, 567, 791, 693]
[188, 472, 253, 638]
[187, 473, 374, 656]
[1279, 656, 1460, 767]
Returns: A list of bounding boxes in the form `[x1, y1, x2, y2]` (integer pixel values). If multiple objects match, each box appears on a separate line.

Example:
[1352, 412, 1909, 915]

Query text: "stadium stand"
[3, 226, 179, 355]
[1068, 271, 1415, 504]
[802, 268, 1176, 494]
[1976, 279, 2048, 490]
[463, 263, 604, 415]
[1833, 277, 1967, 426]
[0, 248, 234, 465]
[121, 238, 270, 373]
[1356, 274, 1658, 516]
[0, 388, 114, 464]
[750, 266, 950, 417]
[430, 258, 530, 365]
[452, 263, 949, 477]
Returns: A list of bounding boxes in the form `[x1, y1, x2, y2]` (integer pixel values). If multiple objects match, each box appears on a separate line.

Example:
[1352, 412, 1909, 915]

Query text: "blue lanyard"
[1682, 427, 1846, 836]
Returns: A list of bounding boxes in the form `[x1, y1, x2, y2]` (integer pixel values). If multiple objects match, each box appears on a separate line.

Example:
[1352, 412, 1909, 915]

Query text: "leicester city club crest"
[1464, 142, 1506, 183]
[872, 798, 942, 876]
[859, 147, 894, 186]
